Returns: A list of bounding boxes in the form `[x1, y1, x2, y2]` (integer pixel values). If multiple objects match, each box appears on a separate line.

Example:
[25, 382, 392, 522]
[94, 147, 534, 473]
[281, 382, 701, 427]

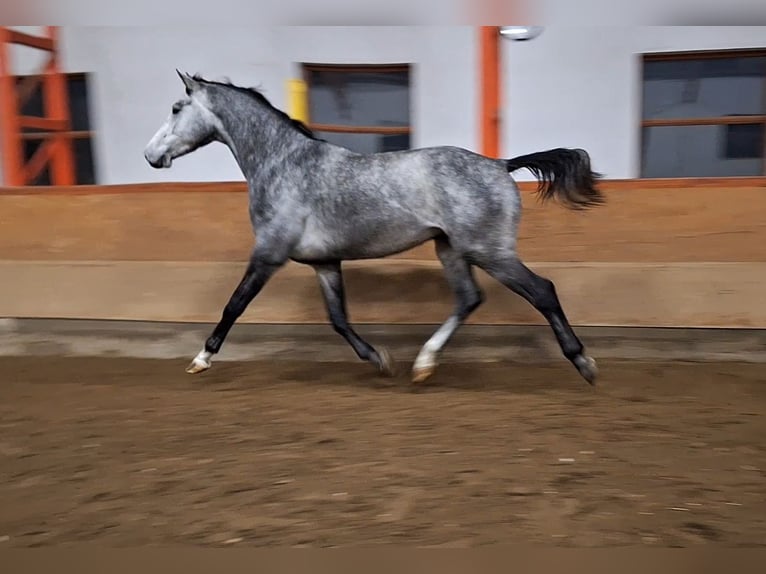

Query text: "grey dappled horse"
[144, 71, 605, 385]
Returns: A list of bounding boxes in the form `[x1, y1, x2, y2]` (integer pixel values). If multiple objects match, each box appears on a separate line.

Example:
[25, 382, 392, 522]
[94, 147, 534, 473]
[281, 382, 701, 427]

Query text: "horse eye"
[172, 103, 183, 115]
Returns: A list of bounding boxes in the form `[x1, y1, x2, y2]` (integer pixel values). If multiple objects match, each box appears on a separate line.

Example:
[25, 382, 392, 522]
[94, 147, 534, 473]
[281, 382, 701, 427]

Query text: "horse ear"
[176, 69, 198, 94]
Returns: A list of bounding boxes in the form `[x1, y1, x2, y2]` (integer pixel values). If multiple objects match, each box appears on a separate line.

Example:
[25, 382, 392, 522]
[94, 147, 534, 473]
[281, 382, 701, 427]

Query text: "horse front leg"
[187, 253, 282, 374]
[313, 261, 396, 377]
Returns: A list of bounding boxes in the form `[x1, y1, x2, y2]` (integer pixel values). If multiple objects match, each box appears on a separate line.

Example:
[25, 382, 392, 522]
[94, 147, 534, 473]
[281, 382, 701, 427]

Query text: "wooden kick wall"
[0, 178, 764, 328]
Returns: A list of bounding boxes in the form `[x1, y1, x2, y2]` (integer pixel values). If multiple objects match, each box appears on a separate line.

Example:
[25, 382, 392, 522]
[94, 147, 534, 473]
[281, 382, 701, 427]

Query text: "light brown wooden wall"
[1, 179, 764, 263]
[1, 179, 764, 327]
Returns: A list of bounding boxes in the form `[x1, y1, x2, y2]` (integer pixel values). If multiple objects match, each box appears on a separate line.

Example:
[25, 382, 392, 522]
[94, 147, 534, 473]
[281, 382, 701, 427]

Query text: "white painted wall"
[60, 26, 290, 184]
[502, 26, 766, 179]
[279, 26, 478, 154]
[3, 26, 766, 184]
[1, 25, 478, 185]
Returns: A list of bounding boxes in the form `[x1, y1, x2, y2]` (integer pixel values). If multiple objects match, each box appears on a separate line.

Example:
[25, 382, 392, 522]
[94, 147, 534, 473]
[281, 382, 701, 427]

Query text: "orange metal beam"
[0, 26, 75, 186]
[0, 28, 24, 186]
[21, 130, 91, 141]
[15, 73, 45, 108]
[24, 139, 54, 182]
[479, 26, 501, 158]
[42, 27, 75, 186]
[19, 116, 68, 130]
[7, 29, 55, 52]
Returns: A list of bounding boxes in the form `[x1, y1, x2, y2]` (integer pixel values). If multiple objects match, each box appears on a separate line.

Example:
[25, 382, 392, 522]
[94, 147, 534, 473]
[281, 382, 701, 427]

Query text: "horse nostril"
[144, 149, 162, 168]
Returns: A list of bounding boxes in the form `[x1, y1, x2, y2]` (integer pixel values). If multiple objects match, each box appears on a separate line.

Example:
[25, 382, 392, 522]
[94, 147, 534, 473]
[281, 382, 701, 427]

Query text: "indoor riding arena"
[1, 25, 765, 549]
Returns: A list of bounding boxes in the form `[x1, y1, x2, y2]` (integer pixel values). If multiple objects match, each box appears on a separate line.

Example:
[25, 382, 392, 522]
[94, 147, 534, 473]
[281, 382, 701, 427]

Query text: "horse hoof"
[377, 348, 397, 377]
[574, 355, 598, 385]
[412, 364, 436, 384]
[186, 357, 211, 374]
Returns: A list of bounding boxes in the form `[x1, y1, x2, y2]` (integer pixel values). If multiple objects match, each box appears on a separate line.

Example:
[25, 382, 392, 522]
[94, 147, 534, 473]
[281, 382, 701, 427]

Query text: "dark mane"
[191, 74, 321, 141]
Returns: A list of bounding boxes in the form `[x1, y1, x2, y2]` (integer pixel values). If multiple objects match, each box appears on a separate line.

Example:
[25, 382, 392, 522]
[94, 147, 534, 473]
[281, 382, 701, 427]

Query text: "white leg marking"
[186, 348, 213, 374]
[413, 316, 459, 381]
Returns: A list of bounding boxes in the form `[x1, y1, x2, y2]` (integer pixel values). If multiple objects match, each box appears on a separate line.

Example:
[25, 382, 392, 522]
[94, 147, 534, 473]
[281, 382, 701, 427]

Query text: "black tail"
[505, 148, 604, 210]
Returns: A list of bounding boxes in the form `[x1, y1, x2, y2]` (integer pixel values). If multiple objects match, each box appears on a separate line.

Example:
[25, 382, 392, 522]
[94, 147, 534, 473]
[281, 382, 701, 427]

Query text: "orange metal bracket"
[479, 26, 501, 159]
[0, 26, 75, 186]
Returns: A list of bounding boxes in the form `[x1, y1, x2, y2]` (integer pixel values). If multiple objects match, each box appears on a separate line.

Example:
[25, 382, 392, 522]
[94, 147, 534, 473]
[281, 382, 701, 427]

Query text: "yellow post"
[286, 79, 309, 124]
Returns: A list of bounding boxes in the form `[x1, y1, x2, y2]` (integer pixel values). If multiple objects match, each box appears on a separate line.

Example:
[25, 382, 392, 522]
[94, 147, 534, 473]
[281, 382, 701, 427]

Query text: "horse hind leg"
[476, 254, 597, 385]
[412, 237, 484, 383]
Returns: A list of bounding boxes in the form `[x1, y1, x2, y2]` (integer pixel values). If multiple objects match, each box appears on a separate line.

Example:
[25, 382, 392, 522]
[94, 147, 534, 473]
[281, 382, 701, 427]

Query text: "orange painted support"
[479, 26, 501, 159]
[0, 28, 23, 186]
[0, 26, 75, 186]
[42, 27, 75, 186]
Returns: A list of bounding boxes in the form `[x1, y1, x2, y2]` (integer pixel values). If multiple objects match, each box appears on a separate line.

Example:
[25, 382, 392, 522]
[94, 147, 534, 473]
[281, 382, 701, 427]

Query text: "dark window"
[15, 72, 97, 185]
[640, 49, 766, 178]
[723, 121, 764, 159]
[303, 64, 412, 154]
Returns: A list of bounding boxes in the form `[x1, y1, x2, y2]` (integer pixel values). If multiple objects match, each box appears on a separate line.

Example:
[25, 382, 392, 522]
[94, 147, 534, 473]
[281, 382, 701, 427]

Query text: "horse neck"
[210, 93, 309, 183]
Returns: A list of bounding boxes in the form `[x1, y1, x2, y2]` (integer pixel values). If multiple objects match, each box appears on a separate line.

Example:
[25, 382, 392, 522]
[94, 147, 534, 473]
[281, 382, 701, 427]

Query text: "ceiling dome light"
[499, 26, 544, 42]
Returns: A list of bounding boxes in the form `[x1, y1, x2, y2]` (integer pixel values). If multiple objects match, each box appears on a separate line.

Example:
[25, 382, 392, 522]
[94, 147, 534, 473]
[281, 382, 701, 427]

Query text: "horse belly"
[343, 219, 438, 259]
[292, 220, 435, 262]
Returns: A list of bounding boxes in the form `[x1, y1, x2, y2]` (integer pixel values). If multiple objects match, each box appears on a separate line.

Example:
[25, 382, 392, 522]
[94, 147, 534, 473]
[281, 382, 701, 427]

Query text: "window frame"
[638, 48, 766, 178]
[300, 63, 412, 150]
